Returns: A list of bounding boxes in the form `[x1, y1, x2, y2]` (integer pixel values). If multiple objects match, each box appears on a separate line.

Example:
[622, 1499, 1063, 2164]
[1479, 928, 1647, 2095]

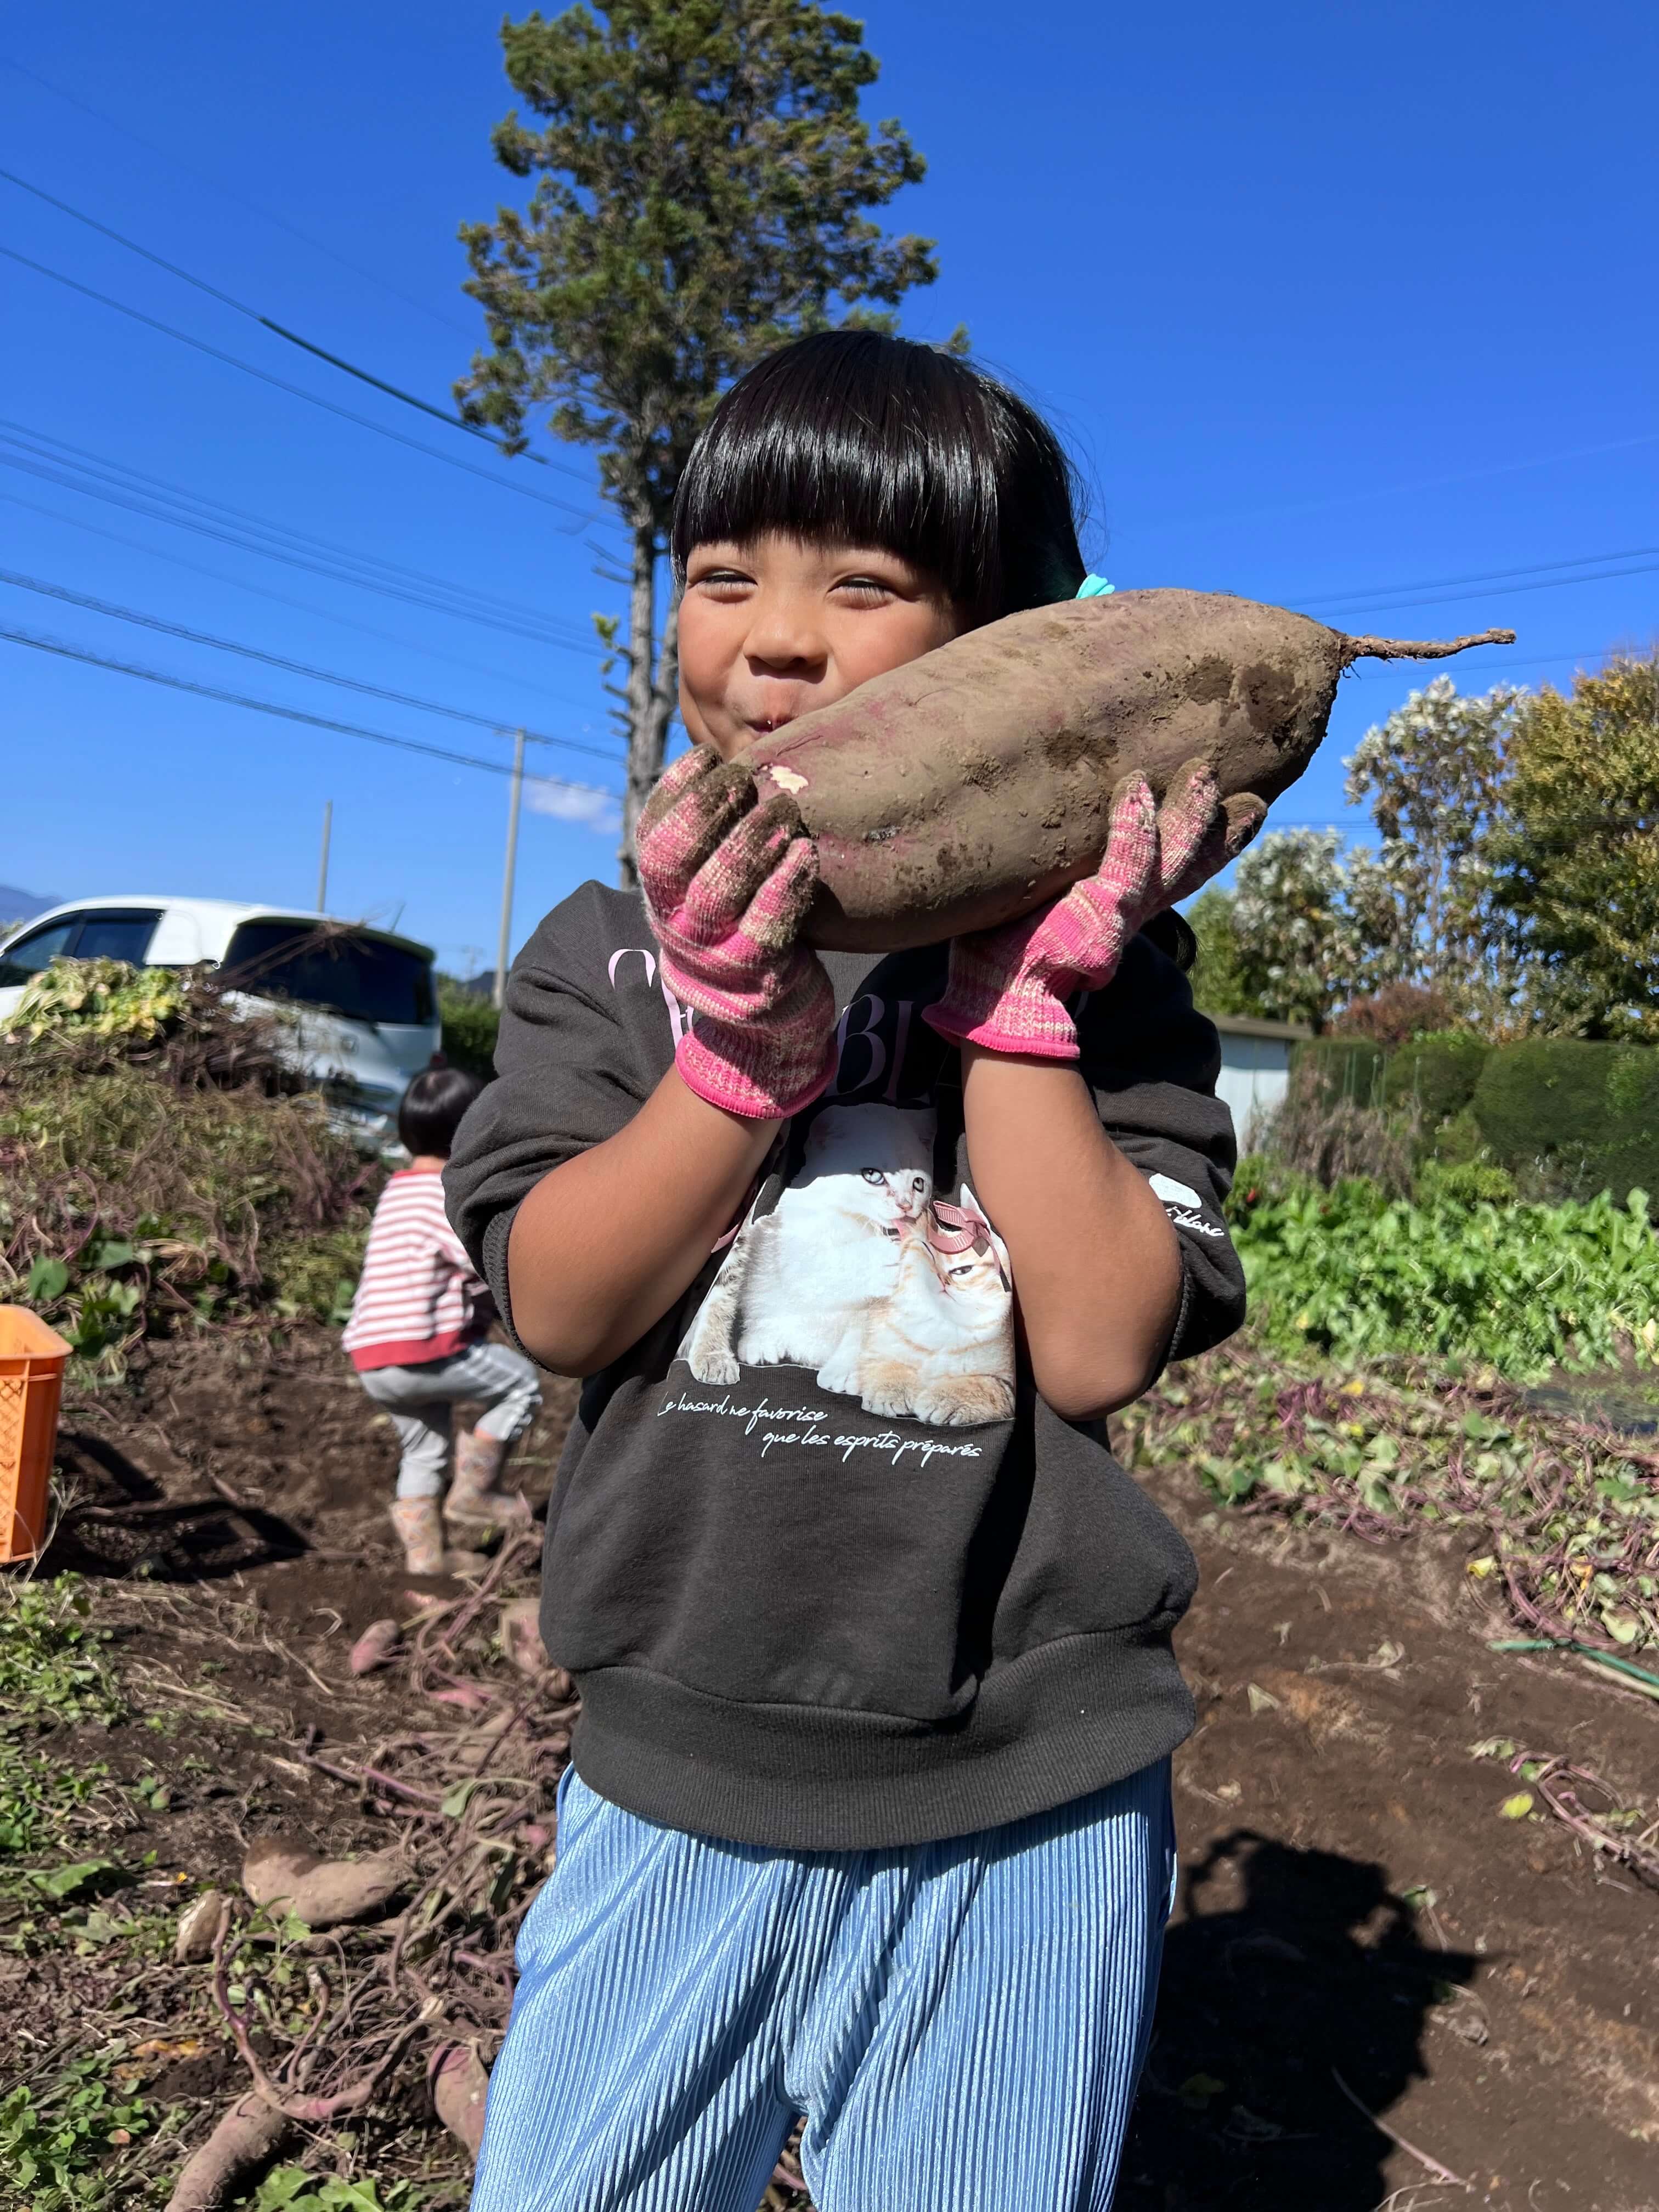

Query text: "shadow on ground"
[1118, 1831, 1478, 2211]
[41, 1428, 307, 1581]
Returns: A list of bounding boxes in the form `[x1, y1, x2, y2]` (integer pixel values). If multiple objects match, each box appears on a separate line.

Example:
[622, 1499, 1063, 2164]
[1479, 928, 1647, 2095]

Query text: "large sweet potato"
[746, 589, 1511, 951]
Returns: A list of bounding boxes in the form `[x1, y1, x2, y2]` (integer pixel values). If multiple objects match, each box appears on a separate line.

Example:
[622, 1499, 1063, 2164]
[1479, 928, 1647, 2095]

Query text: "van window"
[0, 918, 79, 989]
[221, 922, 435, 1027]
[69, 912, 162, 966]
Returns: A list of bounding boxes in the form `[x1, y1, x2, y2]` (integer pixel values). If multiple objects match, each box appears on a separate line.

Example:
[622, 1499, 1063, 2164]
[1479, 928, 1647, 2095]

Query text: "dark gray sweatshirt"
[445, 883, 1245, 1850]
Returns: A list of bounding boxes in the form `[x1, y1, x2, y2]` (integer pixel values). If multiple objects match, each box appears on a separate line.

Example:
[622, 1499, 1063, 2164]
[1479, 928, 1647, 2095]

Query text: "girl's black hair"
[671, 331, 1086, 628]
[1141, 909, 1198, 973]
[398, 1062, 484, 1158]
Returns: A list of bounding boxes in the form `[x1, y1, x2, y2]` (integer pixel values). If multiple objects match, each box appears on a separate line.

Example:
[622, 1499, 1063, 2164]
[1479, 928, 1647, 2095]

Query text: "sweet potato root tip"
[162, 2092, 291, 2212]
[431, 2042, 492, 2160]
[241, 1837, 409, 1928]
[1340, 626, 1517, 667]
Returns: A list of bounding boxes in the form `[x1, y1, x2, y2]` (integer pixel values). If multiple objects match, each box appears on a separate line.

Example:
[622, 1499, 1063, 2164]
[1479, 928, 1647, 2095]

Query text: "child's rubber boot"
[444, 1429, 533, 1533]
[390, 1496, 446, 1576]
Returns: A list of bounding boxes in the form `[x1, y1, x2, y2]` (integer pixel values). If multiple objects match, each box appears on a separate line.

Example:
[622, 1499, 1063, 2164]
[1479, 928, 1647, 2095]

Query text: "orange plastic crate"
[0, 1306, 71, 1563]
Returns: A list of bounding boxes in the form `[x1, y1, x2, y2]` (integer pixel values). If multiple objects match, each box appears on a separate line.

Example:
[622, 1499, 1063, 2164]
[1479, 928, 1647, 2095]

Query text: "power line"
[0, 486, 600, 711]
[1158, 428, 1659, 535]
[1, 53, 478, 341]
[1307, 561, 1659, 623]
[0, 243, 603, 527]
[0, 446, 605, 658]
[1287, 544, 1659, 615]
[0, 419, 605, 650]
[0, 620, 620, 802]
[0, 164, 597, 490]
[0, 566, 619, 763]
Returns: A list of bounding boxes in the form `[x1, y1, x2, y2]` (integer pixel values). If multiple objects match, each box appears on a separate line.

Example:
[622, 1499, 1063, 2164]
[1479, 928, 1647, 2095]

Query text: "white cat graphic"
[679, 1103, 1015, 1426]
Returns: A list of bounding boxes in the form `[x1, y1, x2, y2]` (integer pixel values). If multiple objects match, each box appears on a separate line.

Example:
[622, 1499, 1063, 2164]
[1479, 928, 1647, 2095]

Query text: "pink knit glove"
[924, 761, 1266, 1060]
[637, 747, 837, 1120]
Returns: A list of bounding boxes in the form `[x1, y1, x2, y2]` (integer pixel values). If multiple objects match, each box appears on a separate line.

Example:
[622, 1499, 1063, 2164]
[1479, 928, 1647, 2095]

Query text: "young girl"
[345, 1062, 540, 1575]
[447, 332, 1259, 2211]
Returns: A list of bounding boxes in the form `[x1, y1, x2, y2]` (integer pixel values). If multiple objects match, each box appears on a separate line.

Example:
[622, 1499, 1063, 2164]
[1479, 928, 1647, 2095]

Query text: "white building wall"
[1214, 1033, 1293, 1151]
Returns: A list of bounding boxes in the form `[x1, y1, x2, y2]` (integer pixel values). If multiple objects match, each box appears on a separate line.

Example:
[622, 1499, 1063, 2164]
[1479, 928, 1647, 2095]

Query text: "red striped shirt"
[343, 1167, 493, 1372]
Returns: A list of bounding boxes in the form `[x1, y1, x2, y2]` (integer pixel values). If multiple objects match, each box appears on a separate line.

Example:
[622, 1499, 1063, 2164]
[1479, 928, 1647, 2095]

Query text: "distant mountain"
[0, 885, 53, 926]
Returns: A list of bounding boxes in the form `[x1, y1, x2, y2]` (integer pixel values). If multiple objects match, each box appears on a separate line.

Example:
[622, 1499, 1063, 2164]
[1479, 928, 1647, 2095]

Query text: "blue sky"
[4, 1, 1656, 973]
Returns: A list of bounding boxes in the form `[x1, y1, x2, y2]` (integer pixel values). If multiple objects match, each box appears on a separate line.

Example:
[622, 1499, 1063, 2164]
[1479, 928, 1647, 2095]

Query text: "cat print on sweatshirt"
[817, 1189, 1015, 1427]
[679, 1103, 1015, 1427]
[680, 1103, 932, 1387]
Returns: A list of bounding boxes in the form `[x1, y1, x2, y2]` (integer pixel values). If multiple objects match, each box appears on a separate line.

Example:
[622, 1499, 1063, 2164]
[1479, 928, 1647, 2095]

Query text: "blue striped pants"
[470, 1759, 1175, 2212]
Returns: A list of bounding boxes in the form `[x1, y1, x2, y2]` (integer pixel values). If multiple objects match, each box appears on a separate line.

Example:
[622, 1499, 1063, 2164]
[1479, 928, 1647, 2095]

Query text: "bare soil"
[18, 1330, 1658, 2211]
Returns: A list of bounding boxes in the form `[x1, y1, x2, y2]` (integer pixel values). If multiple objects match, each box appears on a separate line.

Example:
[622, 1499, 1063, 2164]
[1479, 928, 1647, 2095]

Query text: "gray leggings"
[358, 1341, 543, 1499]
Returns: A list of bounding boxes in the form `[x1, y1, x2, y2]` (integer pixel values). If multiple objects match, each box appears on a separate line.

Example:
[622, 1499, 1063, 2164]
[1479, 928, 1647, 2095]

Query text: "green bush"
[1415, 1158, 1517, 1207]
[439, 983, 500, 1082]
[1473, 1039, 1659, 1205]
[1233, 1177, 1659, 1378]
[1383, 1030, 1489, 1124]
[1290, 1037, 1388, 1108]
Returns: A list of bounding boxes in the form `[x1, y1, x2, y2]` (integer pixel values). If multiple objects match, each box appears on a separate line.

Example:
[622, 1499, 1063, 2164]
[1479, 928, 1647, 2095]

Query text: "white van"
[0, 896, 442, 1150]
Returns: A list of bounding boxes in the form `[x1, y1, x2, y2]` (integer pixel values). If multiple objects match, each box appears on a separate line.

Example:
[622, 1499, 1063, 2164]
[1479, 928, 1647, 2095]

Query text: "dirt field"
[12, 1328, 1657, 2211]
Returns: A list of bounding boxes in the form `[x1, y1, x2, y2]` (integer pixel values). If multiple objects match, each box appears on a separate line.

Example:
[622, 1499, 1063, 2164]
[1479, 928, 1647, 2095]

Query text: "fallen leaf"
[1500, 1791, 1535, 1819]
[132, 2035, 206, 2063]
[1246, 1683, 1280, 1714]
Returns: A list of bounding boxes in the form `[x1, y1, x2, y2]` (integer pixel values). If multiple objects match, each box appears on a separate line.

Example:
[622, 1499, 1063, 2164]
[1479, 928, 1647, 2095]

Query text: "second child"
[344, 1062, 540, 1575]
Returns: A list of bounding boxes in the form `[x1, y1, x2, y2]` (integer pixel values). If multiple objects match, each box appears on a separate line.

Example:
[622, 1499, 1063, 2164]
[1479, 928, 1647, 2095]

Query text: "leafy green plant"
[252, 2168, 426, 2210]
[265, 1227, 370, 1325]
[0, 2052, 151, 2209]
[1233, 1177, 1659, 1379]
[3, 957, 185, 1045]
[0, 1582, 123, 1729]
[0, 1743, 110, 1862]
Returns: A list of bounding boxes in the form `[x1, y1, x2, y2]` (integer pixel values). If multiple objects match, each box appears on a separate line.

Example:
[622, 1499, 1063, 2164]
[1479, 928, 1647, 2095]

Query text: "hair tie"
[1076, 574, 1114, 599]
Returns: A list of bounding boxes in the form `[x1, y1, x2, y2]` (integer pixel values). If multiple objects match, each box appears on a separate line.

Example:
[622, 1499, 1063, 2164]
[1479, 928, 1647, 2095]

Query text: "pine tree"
[456, 2, 940, 881]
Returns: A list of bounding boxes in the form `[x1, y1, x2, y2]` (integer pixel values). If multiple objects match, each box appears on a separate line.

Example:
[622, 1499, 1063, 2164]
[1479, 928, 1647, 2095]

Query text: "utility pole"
[494, 731, 526, 1011]
[316, 800, 332, 912]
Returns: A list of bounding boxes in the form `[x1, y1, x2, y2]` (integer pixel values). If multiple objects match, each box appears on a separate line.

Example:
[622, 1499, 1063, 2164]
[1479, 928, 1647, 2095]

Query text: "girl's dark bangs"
[672, 335, 999, 610]
[671, 332, 1085, 621]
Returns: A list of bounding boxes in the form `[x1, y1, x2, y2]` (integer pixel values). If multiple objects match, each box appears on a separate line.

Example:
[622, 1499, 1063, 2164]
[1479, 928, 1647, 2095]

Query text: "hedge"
[1383, 1031, 1490, 1124]
[1472, 1039, 1659, 1206]
[439, 989, 500, 1082]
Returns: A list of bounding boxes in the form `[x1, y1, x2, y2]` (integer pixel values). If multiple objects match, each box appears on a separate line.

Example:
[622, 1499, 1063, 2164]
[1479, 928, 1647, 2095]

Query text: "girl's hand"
[638, 747, 838, 1120]
[924, 760, 1265, 1060]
